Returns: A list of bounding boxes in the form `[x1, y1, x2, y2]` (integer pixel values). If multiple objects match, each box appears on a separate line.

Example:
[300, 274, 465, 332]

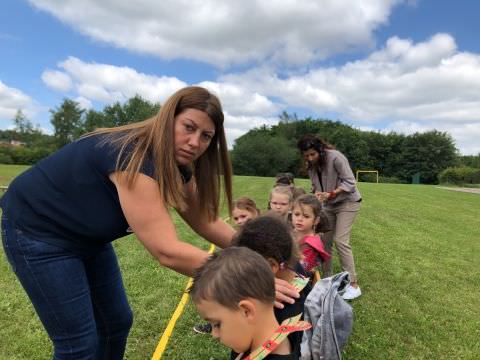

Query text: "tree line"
[230, 112, 478, 184]
[1, 97, 479, 184]
[0, 96, 159, 164]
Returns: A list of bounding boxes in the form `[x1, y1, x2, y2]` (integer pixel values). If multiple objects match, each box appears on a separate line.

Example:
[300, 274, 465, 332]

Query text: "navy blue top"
[0, 133, 191, 250]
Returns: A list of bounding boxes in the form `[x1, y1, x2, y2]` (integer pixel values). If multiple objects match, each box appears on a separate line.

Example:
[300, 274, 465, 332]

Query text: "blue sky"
[1, 0, 479, 154]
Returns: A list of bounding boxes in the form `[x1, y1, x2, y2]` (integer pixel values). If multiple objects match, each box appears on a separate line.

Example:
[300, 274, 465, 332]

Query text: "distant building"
[0, 140, 27, 147]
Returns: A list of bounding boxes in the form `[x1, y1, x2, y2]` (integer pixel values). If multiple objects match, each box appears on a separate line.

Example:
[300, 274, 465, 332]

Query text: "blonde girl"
[268, 185, 293, 221]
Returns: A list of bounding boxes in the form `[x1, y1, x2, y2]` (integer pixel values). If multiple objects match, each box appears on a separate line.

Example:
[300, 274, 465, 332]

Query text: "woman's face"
[303, 148, 320, 166]
[174, 108, 215, 166]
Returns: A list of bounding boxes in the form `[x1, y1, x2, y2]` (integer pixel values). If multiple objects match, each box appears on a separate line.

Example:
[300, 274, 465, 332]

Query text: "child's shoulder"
[302, 234, 321, 241]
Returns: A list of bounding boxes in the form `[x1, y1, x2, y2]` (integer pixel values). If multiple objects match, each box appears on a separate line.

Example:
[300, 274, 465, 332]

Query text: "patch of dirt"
[436, 186, 480, 194]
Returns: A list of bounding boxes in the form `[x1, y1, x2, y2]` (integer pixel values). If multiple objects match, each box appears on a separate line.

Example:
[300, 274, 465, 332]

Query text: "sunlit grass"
[1, 165, 479, 359]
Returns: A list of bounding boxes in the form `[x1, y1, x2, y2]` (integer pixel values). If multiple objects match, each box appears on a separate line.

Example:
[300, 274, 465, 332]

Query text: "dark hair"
[275, 172, 294, 186]
[233, 197, 260, 216]
[297, 134, 334, 171]
[232, 215, 299, 266]
[292, 187, 307, 201]
[190, 247, 275, 308]
[292, 194, 331, 233]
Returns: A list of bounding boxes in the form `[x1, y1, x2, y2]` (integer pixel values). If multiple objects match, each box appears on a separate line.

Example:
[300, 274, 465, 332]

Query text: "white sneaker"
[342, 284, 361, 300]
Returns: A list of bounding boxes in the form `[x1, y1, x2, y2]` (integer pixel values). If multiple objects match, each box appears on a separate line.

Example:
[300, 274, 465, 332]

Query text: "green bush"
[0, 151, 13, 164]
[379, 175, 406, 184]
[439, 166, 480, 185]
[0, 146, 53, 165]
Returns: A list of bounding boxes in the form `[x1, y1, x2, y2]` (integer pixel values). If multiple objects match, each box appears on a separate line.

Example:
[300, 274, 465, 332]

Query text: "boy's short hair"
[232, 215, 299, 266]
[190, 247, 275, 308]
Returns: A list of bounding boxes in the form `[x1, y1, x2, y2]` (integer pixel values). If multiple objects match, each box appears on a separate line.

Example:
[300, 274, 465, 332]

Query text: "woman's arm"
[112, 173, 297, 304]
[177, 179, 235, 249]
[332, 152, 357, 193]
[110, 172, 209, 277]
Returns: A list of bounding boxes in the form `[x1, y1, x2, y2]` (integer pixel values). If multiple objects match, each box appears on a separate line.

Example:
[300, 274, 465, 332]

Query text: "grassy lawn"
[1, 165, 479, 359]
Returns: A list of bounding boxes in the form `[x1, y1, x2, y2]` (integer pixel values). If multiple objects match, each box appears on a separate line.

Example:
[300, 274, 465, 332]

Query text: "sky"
[1, 0, 479, 155]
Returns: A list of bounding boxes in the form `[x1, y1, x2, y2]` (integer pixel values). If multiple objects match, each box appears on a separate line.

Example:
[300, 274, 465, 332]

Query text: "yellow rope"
[151, 243, 216, 360]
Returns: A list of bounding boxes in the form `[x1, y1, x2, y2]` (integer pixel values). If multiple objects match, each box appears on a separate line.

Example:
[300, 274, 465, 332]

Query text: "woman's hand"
[274, 278, 300, 309]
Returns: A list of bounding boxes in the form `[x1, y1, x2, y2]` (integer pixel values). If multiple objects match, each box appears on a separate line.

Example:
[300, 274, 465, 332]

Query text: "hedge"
[438, 166, 480, 185]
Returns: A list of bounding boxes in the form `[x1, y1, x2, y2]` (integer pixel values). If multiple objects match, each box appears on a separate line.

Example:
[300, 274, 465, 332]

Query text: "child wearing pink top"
[291, 194, 330, 273]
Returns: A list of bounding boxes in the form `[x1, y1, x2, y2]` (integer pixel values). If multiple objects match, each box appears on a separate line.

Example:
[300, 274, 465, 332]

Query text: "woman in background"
[297, 134, 362, 300]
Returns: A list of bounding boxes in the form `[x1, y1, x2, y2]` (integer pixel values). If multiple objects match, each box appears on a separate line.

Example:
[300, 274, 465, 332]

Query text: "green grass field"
[1, 165, 479, 359]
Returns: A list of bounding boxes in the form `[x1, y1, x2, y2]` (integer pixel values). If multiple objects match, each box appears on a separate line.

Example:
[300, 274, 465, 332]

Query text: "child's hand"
[274, 278, 300, 309]
[314, 192, 329, 202]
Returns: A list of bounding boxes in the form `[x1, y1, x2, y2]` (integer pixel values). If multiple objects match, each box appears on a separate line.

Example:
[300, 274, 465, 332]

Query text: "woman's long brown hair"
[87, 86, 233, 220]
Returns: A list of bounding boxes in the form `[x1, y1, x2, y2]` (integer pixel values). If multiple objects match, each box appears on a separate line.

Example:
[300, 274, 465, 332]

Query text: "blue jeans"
[1, 215, 133, 359]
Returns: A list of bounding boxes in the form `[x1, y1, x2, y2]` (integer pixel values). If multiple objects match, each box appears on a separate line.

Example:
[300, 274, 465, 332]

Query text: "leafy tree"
[458, 154, 480, 168]
[9, 110, 55, 149]
[399, 131, 457, 183]
[13, 110, 34, 135]
[82, 109, 112, 133]
[50, 99, 85, 147]
[82, 95, 160, 133]
[123, 95, 160, 124]
[230, 113, 459, 183]
[231, 128, 298, 176]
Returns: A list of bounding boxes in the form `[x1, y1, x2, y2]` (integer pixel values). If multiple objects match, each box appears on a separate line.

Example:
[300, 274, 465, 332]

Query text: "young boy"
[232, 215, 312, 358]
[190, 247, 310, 359]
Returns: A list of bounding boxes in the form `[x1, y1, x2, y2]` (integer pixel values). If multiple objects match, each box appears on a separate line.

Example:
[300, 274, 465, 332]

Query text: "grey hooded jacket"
[300, 272, 353, 360]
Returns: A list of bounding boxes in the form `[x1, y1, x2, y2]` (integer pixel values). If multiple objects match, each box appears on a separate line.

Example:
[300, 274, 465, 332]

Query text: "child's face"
[232, 207, 256, 227]
[269, 193, 291, 216]
[195, 299, 254, 354]
[292, 204, 318, 233]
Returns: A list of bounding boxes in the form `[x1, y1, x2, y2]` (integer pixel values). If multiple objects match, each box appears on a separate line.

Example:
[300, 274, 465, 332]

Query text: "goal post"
[356, 170, 379, 183]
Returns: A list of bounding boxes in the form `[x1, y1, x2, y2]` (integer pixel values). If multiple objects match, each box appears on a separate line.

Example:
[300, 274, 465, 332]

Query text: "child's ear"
[267, 258, 280, 274]
[314, 216, 320, 227]
[238, 299, 256, 321]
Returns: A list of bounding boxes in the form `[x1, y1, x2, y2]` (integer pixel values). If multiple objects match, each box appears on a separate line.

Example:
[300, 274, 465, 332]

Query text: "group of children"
[190, 175, 333, 359]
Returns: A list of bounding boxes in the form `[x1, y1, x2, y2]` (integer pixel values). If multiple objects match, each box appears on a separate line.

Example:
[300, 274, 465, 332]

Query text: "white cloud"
[54, 56, 187, 103]
[42, 70, 73, 92]
[0, 80, 36, 122]
[29, 0, 399, 67]
[74, 96, 92, 110]
[40, 31, 480, 154]
[224, 113, 279, 148]
[198, 81, 280, 116]
[218, 33, 480, 154]
[42, 57, 281, 148]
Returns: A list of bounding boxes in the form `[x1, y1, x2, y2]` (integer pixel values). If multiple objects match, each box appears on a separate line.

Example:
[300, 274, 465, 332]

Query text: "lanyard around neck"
[236, 314, 311, 360]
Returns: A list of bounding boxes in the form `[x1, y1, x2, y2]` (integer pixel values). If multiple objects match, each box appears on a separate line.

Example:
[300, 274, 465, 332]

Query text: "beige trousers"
[321, 200, 361, 283]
